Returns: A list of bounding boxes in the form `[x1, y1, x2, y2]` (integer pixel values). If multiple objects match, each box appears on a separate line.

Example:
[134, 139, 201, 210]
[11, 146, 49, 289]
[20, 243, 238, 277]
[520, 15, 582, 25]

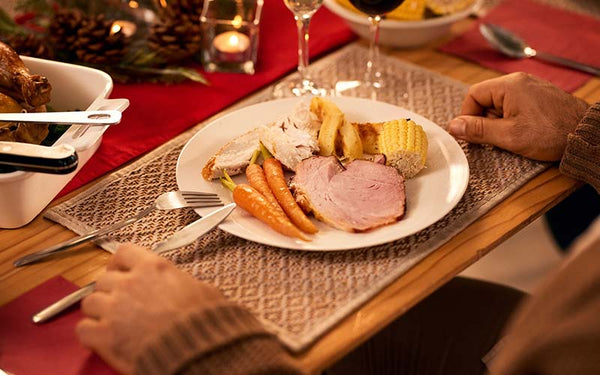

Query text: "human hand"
[448, 72, 589, 161]
[76, 243, 224, 375]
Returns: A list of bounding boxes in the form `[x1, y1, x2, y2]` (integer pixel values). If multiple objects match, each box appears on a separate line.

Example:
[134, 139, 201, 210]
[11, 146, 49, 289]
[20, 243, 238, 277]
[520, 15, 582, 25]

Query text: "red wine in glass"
[348, 0, 405, 16]
[344, 0, 405, 95]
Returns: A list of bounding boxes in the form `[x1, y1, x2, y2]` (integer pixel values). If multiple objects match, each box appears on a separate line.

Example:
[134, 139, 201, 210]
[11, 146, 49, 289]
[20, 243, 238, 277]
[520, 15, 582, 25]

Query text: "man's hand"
[76, 243, 224, 375]
[448, 72, 589, 161]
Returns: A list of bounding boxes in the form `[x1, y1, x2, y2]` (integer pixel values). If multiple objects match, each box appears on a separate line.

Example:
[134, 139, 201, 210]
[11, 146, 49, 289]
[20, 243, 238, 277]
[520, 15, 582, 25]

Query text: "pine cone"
[48, 8, 131, 65]
[148, 0, 203, 64]
[1, 33, 55, 60]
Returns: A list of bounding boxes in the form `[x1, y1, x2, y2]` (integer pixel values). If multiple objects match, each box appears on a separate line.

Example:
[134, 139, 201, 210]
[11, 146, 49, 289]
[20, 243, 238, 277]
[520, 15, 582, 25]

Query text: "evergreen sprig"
[1, 0, 209, 85]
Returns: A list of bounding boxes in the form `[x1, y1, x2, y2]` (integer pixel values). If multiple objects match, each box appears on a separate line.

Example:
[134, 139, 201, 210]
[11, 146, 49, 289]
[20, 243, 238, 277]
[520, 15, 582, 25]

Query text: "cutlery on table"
[32, 202, 237, 324]
[13, 191, 224, 267]
[0, 110, 122, 126]
[0, 141, 78, 174]
[480, 23, 600, 76]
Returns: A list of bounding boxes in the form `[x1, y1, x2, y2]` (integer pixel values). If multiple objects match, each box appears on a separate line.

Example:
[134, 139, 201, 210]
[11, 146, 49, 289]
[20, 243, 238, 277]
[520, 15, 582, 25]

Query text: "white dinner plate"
[176, 97, 469, 251]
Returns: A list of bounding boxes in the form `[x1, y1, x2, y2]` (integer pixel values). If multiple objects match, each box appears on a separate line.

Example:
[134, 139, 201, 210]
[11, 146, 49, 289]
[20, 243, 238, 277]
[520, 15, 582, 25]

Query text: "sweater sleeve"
[489, 246, 600, 375]
[135, 303, 305, 375]
[560, 102, 600, 192]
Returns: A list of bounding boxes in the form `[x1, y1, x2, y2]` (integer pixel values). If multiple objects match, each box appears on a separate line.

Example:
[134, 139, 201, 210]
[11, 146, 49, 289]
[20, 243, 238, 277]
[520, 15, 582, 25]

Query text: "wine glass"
[337, 0, 406, 97]
[272, 0, 327, 97]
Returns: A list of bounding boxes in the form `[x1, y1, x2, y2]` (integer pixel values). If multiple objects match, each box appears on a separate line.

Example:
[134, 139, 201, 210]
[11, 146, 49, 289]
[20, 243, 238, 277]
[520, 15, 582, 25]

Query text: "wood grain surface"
[1, 17, 598, 374]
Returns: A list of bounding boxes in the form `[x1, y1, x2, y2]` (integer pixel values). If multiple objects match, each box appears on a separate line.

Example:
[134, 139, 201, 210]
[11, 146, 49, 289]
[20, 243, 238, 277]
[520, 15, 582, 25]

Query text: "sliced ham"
[291, 156, 405, 232]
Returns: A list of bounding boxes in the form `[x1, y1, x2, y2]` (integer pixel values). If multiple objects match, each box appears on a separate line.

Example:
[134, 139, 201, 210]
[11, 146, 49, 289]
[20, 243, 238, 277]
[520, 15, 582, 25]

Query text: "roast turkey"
[0, 41, 52, 144]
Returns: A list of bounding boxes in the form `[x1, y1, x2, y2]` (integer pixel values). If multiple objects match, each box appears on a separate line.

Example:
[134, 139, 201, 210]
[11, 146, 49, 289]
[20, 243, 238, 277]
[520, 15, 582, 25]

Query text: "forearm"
[135, 303, 304, 375]
[560, 102, 600, 192]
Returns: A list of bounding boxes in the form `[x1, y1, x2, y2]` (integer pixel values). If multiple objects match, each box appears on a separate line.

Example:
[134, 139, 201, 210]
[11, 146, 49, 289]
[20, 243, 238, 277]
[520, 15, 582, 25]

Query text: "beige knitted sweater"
[135, 102, 600, 375]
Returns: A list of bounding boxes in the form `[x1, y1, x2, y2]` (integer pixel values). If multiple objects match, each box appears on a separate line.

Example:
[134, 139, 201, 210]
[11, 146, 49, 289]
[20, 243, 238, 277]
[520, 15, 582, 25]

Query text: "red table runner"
[0, 277, 117, 375]
[439, 0, 600, 93]
[60, 0, 355, 197]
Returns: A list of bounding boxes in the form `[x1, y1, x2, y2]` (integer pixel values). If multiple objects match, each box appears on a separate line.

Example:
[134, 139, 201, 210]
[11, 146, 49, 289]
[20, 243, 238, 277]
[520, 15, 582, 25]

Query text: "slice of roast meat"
[291, 156, 405, 232]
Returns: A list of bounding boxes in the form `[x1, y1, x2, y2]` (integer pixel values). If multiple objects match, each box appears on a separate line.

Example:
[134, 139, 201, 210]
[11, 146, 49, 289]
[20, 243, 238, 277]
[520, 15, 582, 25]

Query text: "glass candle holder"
[201, 0, 263, 74]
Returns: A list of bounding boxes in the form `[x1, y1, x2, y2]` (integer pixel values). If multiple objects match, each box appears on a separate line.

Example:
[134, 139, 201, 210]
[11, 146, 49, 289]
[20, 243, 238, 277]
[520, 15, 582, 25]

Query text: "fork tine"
[184, 196, 222, 201]
[189, 202, 224, 208]
[186, 200, 223, 205]
[180, 191, 219, 197]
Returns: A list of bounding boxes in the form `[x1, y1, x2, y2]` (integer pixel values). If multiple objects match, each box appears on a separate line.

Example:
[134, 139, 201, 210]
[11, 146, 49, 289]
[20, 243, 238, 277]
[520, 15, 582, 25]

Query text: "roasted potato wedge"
[311, 97, 343, 157]
[338, 119, 363, 160]
[356, 121, 383, 154]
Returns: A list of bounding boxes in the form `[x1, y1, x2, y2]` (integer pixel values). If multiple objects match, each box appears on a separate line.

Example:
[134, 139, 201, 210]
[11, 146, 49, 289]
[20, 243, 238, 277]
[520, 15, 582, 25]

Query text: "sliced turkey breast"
[202, 127, 261, 180]
[260, 100, 320, 171]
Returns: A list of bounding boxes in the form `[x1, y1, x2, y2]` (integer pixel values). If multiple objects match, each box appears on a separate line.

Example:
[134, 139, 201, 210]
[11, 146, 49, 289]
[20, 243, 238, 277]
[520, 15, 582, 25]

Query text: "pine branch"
[15, 0, 53, 15]
[0, 8, 27, 35]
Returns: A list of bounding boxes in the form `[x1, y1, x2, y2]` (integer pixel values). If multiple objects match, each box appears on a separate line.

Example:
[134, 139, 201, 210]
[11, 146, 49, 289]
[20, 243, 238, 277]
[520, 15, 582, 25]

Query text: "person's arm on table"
[448, 72, 600, 192]
[448, 72, 600, 374]
[76, 244, 305, 375]
[560, 102, 600, 191]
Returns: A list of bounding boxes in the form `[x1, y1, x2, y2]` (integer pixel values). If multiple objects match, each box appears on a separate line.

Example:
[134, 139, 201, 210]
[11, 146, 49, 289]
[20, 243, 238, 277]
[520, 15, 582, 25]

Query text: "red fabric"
[439, 0, 600, 93]
[0, 277, 117, 375]
[58, 0, 355, 197]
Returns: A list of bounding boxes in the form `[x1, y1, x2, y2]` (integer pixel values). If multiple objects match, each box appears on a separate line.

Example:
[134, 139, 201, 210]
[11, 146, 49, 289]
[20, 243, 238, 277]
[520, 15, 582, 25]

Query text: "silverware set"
[14, 190, 236, 323]
[14, 191, 223, 267]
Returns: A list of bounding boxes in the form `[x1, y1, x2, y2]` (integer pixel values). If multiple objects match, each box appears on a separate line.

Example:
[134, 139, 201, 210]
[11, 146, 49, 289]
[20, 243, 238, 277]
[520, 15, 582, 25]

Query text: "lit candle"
[110, 20, 137, 38]
[213, 31, 251, 54]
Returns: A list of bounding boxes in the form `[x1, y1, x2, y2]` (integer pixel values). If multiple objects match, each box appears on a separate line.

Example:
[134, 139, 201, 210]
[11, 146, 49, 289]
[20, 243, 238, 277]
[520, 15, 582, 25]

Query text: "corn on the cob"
[378, 119, 428, 178]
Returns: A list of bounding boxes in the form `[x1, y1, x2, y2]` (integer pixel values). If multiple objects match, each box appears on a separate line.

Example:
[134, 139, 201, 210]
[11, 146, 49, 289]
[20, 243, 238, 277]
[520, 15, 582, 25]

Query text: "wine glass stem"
[295, 15, 312, 87]
[366, 15, 382, 88]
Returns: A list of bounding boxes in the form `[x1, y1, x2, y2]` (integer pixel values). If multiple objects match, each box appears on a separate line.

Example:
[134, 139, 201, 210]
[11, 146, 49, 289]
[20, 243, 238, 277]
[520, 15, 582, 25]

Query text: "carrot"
[221, 172, 309, 241]
[246, 163, 287, 217]
[263, 157, 318, 234]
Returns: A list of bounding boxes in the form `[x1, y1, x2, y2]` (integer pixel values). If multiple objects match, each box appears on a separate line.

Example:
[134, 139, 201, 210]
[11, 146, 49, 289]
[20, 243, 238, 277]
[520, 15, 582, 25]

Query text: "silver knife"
[0, 110, 122, 125]
[32, 203, 236, 324]
[151, 203, 236, 253]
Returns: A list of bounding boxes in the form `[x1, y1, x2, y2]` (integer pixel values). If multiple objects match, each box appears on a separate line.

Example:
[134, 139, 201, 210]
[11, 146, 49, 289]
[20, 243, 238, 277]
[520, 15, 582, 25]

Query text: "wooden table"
[1, 18, 599, 375]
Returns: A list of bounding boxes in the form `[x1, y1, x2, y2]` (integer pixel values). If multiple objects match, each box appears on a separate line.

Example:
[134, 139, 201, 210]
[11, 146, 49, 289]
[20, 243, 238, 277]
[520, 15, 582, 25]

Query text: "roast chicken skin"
[0, 41, 51, 110]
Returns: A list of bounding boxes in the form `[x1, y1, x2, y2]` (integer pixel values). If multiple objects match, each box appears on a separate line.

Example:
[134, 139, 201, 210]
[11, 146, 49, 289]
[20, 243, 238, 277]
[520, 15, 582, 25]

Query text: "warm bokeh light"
[110, 23, 122, 35]
[232, 15, 243, 28]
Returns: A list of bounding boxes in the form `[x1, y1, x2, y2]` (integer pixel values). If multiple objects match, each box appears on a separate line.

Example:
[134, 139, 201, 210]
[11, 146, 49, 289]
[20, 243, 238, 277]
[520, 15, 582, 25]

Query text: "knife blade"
[152, 203, 236, 254]
[32, 203, 236, 324]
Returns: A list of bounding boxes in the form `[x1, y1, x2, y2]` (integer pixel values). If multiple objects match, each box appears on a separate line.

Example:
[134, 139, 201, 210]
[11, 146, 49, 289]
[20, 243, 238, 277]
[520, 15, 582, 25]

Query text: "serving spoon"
[479, 23, 600, 76]
[0, 109, 121, 126]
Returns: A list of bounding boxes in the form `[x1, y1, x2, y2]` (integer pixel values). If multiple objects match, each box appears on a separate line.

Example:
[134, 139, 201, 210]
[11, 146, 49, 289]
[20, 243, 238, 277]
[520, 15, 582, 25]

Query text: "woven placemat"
[45, 43, 548, 351]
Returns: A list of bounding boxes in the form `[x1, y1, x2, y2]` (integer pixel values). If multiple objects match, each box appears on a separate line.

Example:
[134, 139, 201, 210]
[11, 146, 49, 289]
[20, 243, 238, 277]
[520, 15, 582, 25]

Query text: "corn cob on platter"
[181, 97, 468, 250]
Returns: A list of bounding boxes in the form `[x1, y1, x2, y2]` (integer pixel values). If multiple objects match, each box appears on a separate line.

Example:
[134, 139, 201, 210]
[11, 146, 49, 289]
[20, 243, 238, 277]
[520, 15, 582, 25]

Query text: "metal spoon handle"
[536, 51, 600, 76]
[32, 282, 96, 323]
[0, 110, 122, 125]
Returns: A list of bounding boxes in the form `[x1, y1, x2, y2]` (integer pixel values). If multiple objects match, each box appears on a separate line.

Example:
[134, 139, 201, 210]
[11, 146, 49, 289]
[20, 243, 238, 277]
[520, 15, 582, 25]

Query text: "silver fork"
[13, 191, 222, 267]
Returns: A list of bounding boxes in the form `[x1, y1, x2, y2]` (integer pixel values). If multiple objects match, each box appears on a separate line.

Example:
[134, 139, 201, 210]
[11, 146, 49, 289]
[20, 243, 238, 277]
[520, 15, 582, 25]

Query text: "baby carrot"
[263, 157, 318, 234]
[246, 163, 287, 217]
[221, 172, 309, 241]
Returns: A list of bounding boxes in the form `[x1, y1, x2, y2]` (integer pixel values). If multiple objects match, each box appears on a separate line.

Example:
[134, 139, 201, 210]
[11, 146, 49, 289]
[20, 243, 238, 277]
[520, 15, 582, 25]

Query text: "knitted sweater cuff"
[560, 103, 600, 193]
[135, 303, 272, 375]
